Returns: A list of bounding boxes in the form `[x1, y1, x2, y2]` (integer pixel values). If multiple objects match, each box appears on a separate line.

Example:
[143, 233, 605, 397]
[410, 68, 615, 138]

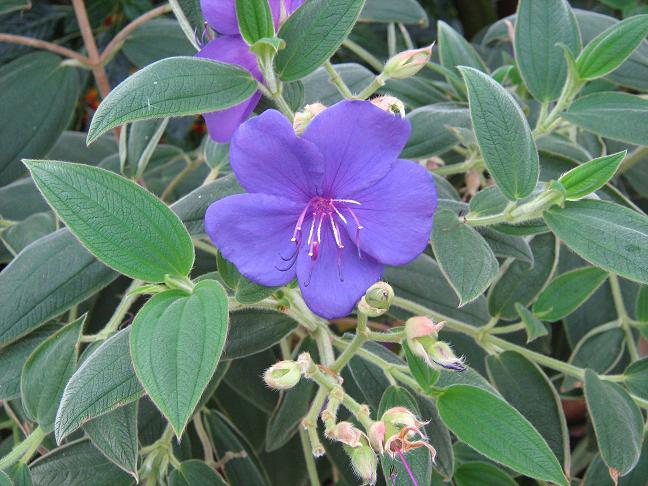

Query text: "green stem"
[299, 428, 321, 486]
[357, 73, 387, 100]
[366, 329, 404, 343]
[193, 239, 219, 257]
[84, 279, 142, 341]
[432, 158, 483, 176]
[193, 412, 215, 465]
[323, 60, 354, 99]
[0, 426, 45, 470]
[387, 23, 397, 57]
[609, 273, 640, 361]
[535, 72, 584, 135]
[342, 39, 384, 72]
[303, 387, 327, 456]
[331, 312, 368, 373]
[489, 322, 525, 335]
[161, 157, 202, 202]
[398, 23, 414, 50]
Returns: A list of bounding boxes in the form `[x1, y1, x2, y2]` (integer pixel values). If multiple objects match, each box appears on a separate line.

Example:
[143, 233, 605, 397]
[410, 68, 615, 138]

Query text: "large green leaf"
[87, 57, 257, 143]
[122, 19, 195, 68]
[438, 20, 487, 75]
[486, 352, 570, 467]
[576, 14, 648, 80]
[0, 324, 56, 400]
[431, 209, 498, 305]
[276, 0, 365, 81]
[454, 462, 517, 486]
[584, 370, 644, 476]
[83, 403, 139, 480]
[378, 386, 433, 486]
[130, 280, 229, 436]
[0, 52, 79, 184]
[624, 358, 648, 400]
[559, 151, 626, 201]
[544, 200, 648, 284]
[437, 385, 568, 485]
[514, 0, 580, 101]
[459, 67, 539, 200]
[21, 317, 84, 432]
[170, 460, 227, 486]
[533, 267, 608, 322]
[26, 160, 194, 282]
[561, 92, 648, 146]
[55, 329, 144, 442]
[0, 229, 116, 346]
[30, 439, 132, 486]
[488, 233, 559, 319]
[359, 0, 427, 25]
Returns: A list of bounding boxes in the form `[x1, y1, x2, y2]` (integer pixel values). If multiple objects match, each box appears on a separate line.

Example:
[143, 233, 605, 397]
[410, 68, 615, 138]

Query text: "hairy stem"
[609, 273, 640, 361]
[323, 60, 354, 99]
[342, 39, 384, 72]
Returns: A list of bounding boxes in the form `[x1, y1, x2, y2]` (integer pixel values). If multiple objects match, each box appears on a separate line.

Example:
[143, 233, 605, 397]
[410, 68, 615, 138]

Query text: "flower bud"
[263, 360, 301, 390]
[293, 103, 326, 135]
[297, 352, 315, 374]
[384, 45, 433, 79]
[368, 421, 386, 454]
[370, 96, 405, 117]
[405, 318, 465, 372]
[427, 341, 465, 372]
[364, 281, 394, 310]
[345, 439, 378, 485]
[371, 408, 436, 460]
[328, 421, 364, 447]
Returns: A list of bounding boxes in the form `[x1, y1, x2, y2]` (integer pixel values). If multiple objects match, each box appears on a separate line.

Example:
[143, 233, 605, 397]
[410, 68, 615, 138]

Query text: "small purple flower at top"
[205, 100, 437, 319]
[197, 0, 304, 142]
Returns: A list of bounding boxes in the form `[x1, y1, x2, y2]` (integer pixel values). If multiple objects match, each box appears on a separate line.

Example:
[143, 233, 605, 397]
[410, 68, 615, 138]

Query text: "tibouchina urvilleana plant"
[2, 0, 648, 484]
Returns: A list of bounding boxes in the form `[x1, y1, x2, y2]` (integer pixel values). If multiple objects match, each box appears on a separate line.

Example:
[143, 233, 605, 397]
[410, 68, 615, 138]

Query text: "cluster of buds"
[358, 281, 395, 317]
[369, 407, 437, 461]
[293, 102, 327, 135]
[327, 422, 378, 485]
[405, 316, 465, 372]
[384, 45, 433, 79]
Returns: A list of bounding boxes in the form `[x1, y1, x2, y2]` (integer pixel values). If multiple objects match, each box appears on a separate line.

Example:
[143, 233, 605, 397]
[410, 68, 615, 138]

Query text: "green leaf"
[378, 386, 432, 486]
[217, 252, 277, 304]
[488, 233, 559, 319]
[348, 354, 391, 411]
[454, 462, 517, 486]
[55, 329, 144, 443]
[561, 92, 648, 146]
[124, 118, 169, 178]
[1, 212, 56, 256]
[414, 393, 454, 479]
[130, 280, 229, 436]
[514, 0, 580, 101]
[544, 200, 648, 284]
[83, 403, 139, 480]
[576, 14, 648, 80]
[0, 472, 9, 486]
[0, 229, 116, 347]
[486, 352, 570, 468]
[478, 227, 533, 264]
[403, 341, 439, 394]
[637, 285, 648, 322]
[170, 460, 227, 486]
[431, 209, 499, 305]
[359, 0, 427, 25]
[584, 370, 644, 476]
[21, 316, 84, 432]
[437, 385, 568, 485]
[223, 309, 299, 360]
[514, 303, 549, 343]
[459, 67, 539, 200]
[0, 52, 80, 184]
[275, 0, 365, 81]
[624, 357, 648, 400]
[438, 20, 487, 75]
[0, 0, 29, 15]
[25, 160, 194, 283]
[87, 57, 257, 143]
[559, 151, 626, 200]
[533, 267, 608, 322]
[401, 104, 471, 160]
[122, 19, 195, 68]
[0, 324, 56, 400]
[236, 0, 274, 45]
[30, 439, 132, 486]
[7, 462, 31, 486]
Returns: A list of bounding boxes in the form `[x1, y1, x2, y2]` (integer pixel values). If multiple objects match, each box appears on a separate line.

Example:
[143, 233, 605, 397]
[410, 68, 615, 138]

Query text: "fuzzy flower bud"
[405, 317, 465, 372]
[345, 439, 378, 485]
[384, 45, 433, 79]
[370, 96, 406, 117]
[328, 421, 364, 448]
[263, 360, 301, 390]
[358, 282, 395, 317]
[293, 103, 327, 135]
[371, 407, 437, 461]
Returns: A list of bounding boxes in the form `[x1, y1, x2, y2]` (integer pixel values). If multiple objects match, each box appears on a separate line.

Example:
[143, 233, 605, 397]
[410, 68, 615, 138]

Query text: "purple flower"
[205, 100, 437, 319]
[197, 0, 304, 142]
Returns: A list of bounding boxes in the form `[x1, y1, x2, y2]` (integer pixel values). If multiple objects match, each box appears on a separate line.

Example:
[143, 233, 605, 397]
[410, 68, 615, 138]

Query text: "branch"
[0, 33, 90, 65]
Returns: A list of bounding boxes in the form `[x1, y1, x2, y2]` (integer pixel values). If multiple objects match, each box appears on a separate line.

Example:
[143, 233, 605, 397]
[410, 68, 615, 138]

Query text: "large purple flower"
[205, 100, 437, 319]
[197, 0, 304, 142]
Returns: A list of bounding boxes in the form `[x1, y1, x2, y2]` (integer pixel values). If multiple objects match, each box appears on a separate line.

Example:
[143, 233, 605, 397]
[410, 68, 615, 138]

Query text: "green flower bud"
[384, 45, 433, 79]
[364, 281, 394, 310]
[344, 438, 378, 485]
[263, 360, 301, 390]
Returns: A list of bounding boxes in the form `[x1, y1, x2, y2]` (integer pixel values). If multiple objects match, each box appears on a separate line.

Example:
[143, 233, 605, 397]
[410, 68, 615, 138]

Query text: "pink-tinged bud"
[382, 407, 426, 430]
[371, 96, 406, 117]
[405, 317, 445, 340]
[427, 341, 465, 372]
[368, 421, 386, 454]
[345, 439, 378, 485]
[293, 103, 327, 135]
[405, 318, 464, 371]
[384, 45, 433, 79]
[263, 360, 301, 390]
[329, 421, 364, 448]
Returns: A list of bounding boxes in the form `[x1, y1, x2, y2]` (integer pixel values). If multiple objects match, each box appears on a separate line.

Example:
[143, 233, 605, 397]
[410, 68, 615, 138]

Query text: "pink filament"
[398, 450, 419, 486]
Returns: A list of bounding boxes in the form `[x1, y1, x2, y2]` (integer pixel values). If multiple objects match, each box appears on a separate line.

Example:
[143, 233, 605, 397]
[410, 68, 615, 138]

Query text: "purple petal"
[296, 225, 384, 319]
[197, 36, 261, 142]
[201, 0, 239, 35]
[268, 0, 304, 26]
[205, 193, 303, 286]
[302, 100, 411, 198]
[343, 159, 437, 266]
[230, 110, 324, 202]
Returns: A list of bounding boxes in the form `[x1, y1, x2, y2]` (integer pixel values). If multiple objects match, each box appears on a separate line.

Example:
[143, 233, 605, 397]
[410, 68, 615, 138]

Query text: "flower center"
[277, 196, 364, 282]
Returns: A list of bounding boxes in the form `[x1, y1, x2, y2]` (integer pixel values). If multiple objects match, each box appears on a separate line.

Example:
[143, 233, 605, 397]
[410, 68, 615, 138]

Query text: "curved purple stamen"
[398, 450, 419, 486]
